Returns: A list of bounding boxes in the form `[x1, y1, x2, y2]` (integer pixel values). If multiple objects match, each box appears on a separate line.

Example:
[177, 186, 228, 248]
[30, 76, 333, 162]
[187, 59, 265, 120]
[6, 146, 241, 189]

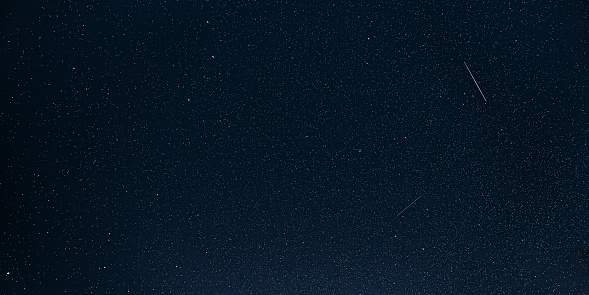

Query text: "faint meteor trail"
[464, 62, 487, 103]
[397, 196, 422, 217]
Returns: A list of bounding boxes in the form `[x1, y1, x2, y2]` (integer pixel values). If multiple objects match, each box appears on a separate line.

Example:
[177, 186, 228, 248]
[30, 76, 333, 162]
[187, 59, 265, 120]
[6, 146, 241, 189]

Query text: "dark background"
[1, 0, 588, 294]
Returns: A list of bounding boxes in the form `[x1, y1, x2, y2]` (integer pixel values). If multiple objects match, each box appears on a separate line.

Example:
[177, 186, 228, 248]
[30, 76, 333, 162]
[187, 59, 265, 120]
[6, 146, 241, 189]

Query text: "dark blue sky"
[1, 1, 588, 294]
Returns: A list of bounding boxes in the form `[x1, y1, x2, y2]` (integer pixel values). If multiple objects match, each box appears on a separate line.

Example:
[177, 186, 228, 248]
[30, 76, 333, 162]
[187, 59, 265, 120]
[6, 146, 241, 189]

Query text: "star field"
[1, 1, 588, 294]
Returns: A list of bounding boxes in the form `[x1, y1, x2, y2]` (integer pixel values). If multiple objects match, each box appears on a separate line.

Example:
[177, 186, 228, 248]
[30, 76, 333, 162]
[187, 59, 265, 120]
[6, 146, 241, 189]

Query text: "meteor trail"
[464, 62, 487, 103]
[397, 196, 422, 217]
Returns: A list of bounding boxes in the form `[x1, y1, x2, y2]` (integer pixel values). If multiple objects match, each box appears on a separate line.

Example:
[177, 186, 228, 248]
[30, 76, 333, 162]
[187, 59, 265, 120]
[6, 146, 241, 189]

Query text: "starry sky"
[1, 1, 588, 294]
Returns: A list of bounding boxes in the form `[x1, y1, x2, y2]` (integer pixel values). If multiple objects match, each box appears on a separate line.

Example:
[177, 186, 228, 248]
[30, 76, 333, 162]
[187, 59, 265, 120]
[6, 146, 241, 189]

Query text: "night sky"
[1, 1, 588, 294]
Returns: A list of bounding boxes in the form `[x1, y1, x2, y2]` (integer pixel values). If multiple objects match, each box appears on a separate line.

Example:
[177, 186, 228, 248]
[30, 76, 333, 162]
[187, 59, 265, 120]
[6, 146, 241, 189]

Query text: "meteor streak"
[397, 196, 422, 217]
[464, 62, 487, 103]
